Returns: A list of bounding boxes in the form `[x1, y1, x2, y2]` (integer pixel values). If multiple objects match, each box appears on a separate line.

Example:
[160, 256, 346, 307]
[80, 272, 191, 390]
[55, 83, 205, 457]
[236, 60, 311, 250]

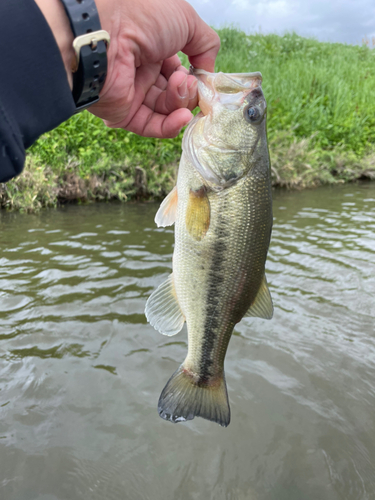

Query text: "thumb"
[180, 2, 220, 72]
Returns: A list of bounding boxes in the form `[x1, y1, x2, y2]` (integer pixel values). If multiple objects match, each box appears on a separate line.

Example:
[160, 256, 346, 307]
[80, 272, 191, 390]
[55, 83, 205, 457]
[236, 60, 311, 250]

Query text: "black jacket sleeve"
[0, 0, 76, 183]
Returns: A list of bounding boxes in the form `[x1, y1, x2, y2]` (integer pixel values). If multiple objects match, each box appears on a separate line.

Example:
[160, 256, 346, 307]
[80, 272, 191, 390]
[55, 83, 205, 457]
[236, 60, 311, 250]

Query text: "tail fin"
[158, 365, 230, 427]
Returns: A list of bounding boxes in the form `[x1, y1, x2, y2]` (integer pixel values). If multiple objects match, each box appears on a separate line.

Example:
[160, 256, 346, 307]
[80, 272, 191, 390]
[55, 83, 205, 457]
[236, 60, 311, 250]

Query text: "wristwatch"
[59, 0, 110, 112]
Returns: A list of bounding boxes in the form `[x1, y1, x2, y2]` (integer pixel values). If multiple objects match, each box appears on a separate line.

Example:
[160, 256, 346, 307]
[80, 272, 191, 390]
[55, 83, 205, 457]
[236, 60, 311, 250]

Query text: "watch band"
[59, 0, 109, 112]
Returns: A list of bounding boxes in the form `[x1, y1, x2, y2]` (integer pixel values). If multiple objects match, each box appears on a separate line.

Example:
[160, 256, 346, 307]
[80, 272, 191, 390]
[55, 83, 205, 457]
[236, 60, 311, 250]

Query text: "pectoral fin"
[245, 275, 273, 320]
[155, 186, 178, 227]
[145, 274, 185, 336]
[186, 187, 210, 241]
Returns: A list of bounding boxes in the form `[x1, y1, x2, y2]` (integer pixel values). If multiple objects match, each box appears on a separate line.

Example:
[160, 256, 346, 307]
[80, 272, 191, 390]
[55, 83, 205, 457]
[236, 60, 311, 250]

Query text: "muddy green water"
[0, 184, 374, 500]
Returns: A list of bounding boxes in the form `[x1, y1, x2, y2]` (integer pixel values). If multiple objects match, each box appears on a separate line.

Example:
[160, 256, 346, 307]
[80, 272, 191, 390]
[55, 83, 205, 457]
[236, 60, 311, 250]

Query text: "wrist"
[93, 0, 121, 86]
[34, 0, 75, 90]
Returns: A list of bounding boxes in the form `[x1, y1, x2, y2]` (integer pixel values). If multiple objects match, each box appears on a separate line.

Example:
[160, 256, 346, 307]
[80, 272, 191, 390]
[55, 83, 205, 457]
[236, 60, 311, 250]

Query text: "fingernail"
[178, 76, 188, 98]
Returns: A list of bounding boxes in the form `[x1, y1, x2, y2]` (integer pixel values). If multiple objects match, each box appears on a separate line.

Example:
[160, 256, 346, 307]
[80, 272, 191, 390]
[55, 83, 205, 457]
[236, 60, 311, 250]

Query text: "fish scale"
[145, 69, 273, 426]
[174, 155, 272, 379]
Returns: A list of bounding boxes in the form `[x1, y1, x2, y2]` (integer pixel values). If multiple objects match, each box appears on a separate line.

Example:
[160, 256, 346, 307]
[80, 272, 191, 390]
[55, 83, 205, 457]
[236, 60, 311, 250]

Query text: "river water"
[0, 183, 374, 500]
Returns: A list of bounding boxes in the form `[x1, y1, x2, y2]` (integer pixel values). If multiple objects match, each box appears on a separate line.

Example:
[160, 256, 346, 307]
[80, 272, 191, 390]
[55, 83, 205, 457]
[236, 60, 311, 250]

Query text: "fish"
[145, 68, 273, 427]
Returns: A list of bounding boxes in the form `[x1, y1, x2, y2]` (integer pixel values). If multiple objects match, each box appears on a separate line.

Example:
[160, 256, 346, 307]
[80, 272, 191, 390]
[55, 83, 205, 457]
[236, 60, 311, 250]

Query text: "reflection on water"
[0, 184, 374, 500]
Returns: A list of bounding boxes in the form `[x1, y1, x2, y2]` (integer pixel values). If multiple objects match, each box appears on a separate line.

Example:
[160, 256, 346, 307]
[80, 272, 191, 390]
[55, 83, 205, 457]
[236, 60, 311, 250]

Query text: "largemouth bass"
[145, 68, 273, 427]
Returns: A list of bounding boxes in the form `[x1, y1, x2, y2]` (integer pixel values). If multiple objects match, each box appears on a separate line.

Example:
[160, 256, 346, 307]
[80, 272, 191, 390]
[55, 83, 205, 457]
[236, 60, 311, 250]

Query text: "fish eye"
[244, 106, 262, 124]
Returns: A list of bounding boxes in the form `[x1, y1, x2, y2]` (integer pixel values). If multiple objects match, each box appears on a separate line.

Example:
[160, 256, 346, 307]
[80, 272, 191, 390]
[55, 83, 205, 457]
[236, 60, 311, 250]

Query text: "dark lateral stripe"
[199, 212, 227, 383]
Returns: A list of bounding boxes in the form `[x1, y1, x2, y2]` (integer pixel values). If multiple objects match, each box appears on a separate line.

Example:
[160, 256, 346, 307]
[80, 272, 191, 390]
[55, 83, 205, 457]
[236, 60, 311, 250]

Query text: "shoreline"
[1, 138, 374, 212]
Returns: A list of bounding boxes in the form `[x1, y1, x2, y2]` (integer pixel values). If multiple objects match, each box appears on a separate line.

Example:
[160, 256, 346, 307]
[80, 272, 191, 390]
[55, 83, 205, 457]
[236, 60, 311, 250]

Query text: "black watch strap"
[59, 0, 109, 112]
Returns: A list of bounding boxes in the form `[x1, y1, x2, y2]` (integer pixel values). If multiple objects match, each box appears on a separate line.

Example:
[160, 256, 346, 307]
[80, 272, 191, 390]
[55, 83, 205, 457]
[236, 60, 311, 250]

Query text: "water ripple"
[0, 185, 374, 499]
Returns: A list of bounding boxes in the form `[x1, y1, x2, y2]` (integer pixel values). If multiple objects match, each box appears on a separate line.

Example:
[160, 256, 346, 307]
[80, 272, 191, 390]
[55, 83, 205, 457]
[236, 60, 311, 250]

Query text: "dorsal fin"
[155, 186, 178, 227]
[145, 274, 185, 336]
[245, 274, 273, 320]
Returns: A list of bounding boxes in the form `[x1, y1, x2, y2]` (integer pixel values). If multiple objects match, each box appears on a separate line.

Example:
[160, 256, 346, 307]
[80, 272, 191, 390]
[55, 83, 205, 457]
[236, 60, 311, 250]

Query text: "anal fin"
[245, 274, 273, 320]
[155, 186, 178, 227]
[145, 274, 185, 336]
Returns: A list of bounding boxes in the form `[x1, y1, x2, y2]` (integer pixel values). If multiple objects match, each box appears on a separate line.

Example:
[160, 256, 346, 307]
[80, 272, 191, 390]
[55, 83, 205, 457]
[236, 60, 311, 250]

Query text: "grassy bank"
[1, 29, 375, 211]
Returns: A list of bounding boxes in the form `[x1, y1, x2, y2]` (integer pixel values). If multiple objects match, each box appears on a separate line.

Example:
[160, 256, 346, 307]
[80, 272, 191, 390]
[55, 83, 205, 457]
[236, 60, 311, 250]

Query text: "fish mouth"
[191, 67, 262, 88]
[190, 66, 262, 115]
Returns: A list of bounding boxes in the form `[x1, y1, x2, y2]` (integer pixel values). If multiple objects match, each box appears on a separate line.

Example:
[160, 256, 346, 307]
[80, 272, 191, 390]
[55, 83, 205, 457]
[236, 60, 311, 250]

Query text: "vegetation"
[1, 29, 375, 211]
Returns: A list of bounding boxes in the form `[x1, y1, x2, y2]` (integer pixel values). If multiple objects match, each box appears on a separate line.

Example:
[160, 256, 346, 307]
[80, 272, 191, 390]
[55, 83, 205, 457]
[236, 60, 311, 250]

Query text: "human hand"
[89, 0, 220, 138]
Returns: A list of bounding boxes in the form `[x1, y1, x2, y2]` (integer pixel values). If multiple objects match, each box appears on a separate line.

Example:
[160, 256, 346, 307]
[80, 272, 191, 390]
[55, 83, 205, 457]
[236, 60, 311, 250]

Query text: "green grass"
[2, 28, 375, 211]
[215, 29, 375, 154]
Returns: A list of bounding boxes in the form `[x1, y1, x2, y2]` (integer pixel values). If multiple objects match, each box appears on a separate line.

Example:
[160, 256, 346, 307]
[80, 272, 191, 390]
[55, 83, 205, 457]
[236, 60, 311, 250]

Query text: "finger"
[143, 71, 187, 114]
[161, 55, 190, 80]
[144, 71, 198, 115]
[153, 71, 189, 115]
[133, 62, 163, 98]
[143, 84, 163, 111]
[154, 73, 168, 91]
[126, 106, 193, 138]
[181, 3, 220, 72]
[187, 77, 198, 110]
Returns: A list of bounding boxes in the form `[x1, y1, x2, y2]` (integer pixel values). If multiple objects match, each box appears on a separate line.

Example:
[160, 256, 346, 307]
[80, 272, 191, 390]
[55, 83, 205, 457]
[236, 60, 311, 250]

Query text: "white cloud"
[253, 1, 290, 18]
[231, 0, 250, 9]
[187, 0, 375, 44]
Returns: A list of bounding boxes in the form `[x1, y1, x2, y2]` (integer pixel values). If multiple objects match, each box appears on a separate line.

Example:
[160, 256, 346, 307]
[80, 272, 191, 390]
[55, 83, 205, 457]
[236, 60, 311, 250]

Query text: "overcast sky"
[187, 0, 375, 45]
